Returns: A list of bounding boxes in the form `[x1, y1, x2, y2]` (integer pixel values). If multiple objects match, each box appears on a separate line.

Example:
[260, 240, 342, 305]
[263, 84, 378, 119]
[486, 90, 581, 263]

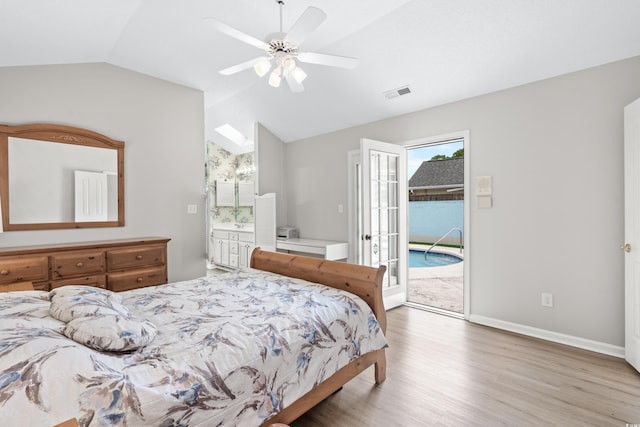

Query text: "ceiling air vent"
[384, 85, 412, 99]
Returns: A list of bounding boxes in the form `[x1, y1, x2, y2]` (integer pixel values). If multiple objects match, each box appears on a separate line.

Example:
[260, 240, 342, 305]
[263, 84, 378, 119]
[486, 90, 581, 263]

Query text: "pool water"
[409, 249, 463, 268]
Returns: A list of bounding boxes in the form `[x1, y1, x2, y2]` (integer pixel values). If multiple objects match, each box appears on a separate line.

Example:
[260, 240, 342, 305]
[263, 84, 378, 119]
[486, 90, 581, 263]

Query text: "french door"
[361, 138, 407, 309]
[624, 97, 640, 373]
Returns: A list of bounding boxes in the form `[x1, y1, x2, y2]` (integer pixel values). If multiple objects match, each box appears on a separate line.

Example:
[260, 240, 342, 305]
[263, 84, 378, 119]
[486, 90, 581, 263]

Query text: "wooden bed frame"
[250, 248, 388, 426]
[45, 248, 387, 427]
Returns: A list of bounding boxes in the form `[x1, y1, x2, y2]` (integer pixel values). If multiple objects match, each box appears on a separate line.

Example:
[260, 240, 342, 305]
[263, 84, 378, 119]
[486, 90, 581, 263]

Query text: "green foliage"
[409, 241, 464, 249]
[430, 148, 464, 161]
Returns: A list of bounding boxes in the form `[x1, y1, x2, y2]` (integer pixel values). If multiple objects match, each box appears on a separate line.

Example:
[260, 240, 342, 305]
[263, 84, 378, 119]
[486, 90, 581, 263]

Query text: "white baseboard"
[468, 314, 625, 358]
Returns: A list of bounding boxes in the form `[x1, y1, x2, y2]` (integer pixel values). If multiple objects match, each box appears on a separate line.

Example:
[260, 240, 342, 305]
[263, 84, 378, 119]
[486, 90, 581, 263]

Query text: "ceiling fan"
[207, 0, 357, 93]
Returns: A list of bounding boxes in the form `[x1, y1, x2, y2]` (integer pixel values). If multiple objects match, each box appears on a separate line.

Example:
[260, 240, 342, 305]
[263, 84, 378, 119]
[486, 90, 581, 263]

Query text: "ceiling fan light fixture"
[282, 56, 296, 71]
[254, 58, 272, 77]
[291, 66, 307, 84]
[211, 2, 356, 93]
[268, 67, 283, 87]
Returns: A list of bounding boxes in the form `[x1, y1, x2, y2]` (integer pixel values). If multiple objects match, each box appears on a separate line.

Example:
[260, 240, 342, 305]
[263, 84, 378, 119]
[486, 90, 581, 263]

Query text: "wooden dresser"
[0, 237, 170, 292]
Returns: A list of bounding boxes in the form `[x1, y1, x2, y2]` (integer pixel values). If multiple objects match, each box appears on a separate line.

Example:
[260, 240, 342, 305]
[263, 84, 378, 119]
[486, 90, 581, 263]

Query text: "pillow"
[50, 285, 123, 303]
[49, 286, 130, 323]
[63, 314, 157, 352]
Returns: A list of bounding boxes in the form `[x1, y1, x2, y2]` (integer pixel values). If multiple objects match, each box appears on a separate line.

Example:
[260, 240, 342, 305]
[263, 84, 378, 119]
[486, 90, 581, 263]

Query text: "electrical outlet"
[187, 204, 197, 214]
[541, 293, 553, 307]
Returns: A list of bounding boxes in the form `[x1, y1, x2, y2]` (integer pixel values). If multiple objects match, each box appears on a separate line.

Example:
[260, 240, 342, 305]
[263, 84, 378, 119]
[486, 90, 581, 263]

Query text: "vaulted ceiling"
[2, 0, 640, 150]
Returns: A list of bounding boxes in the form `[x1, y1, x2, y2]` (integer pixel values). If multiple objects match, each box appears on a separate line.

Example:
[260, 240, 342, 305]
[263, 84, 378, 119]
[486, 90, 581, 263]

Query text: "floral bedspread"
[0, 269, 388, 426]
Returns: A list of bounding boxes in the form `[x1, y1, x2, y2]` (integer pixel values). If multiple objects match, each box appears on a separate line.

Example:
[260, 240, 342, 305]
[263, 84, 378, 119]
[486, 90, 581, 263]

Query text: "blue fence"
[409, 200, 464, 243]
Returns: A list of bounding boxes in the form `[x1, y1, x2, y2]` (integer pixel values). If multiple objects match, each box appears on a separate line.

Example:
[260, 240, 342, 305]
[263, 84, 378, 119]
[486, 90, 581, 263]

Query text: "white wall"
[284, 55, 640, 350]
[255, 123, 287, 228]
[0, 63, 206, 281]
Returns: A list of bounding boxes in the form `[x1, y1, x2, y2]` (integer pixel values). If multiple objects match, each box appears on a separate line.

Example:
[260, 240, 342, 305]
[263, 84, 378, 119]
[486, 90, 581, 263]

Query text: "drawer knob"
[136, 277, 143, 283]
[136, 255, 143, 260]
[76, 262, 84, 268]
[0, 269, 9, 275]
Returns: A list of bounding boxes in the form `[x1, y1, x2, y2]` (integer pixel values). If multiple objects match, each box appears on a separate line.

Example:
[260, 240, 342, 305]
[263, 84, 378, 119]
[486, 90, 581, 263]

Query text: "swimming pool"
[409, 249, 463, 268]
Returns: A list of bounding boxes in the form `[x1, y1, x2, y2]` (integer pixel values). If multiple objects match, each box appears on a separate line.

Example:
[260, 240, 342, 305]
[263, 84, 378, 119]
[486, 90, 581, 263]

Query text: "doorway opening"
[407, 138, 464, 316]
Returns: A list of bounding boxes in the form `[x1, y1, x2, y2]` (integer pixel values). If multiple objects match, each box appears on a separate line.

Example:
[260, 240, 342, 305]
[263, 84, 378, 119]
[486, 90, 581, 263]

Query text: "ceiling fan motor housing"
[265, 34, 297, 55]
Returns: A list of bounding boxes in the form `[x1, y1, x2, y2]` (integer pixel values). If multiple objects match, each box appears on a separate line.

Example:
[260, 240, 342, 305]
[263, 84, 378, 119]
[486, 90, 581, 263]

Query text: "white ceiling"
[2, 0, 640, 149]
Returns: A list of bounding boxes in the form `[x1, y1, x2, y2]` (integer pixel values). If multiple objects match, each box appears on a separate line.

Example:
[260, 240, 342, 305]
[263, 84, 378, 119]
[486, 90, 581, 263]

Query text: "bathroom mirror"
[0, 123, 124, 231]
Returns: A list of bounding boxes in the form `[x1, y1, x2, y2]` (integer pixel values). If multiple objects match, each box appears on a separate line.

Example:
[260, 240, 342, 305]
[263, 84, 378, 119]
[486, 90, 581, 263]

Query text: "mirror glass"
[0, 123, 124, 231]
[9, 137, 118, 223]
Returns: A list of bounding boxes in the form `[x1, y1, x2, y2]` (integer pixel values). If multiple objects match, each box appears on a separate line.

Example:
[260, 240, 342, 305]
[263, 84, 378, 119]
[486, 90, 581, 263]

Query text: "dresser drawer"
[107, 266, 167, 292]
[107, 245, 166, 271]
[51, 250, 105, 279]
[51, 274, 107, 290]
[0, 255, 49, 285]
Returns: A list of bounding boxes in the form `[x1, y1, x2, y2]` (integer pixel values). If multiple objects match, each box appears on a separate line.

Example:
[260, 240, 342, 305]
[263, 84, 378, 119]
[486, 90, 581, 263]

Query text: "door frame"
[624, 98, 640, 372]
[403, 130, 470, 318]
[348, 130, 471, 318]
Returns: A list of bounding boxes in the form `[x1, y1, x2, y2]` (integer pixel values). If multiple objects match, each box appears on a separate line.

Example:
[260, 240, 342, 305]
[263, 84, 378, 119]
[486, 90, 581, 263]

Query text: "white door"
[74, 170, 108, 222]
[624, 97, 640, 373]
[361, 138, 407, 309]
[255, 193, 276, 252]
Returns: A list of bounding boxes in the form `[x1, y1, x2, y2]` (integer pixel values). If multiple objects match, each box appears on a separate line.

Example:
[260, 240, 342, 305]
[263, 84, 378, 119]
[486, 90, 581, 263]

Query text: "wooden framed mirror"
[0, 123, 124, 231]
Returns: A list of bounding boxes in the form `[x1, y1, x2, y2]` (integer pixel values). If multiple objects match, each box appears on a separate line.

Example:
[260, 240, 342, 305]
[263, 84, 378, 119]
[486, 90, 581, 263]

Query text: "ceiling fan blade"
[297, 52, 358, 69]
[283, 6, 326, 46]
[219, 57, 265, 75]
[285, 72, 305, 93]
[205, 17, 268, 50]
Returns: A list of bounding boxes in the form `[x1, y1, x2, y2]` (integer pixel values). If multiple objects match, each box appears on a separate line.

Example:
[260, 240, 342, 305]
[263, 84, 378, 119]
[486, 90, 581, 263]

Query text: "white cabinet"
[216, 182, 235, 207]
[213, 230, 230, 266]
[238, 183, 254, 207]
[213, 228, 254, 269]
[238, 232, 255, 268]
[229, 232, 239, 268]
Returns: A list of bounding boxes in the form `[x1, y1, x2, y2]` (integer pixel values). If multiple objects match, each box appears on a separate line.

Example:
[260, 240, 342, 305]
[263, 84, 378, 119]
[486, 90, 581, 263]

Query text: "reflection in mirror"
[0, 123, 124, 231]
[9, 137, 118, 223]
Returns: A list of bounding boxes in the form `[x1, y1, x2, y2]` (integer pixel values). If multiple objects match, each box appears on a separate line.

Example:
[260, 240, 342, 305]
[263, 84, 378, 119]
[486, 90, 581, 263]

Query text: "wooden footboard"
[250, 248, 387, 426]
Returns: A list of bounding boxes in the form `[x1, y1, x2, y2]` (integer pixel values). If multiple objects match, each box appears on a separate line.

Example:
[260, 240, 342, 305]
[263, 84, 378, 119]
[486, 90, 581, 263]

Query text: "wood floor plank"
[292, 306, 640, 426]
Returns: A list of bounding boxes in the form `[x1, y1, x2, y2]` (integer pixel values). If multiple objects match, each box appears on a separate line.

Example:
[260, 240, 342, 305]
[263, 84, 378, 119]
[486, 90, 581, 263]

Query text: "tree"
[430, 148, 463, 161]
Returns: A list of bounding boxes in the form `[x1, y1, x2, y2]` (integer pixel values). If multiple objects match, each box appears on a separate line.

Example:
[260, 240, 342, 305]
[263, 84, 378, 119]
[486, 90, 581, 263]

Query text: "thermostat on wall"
[476, 176, 492, 196]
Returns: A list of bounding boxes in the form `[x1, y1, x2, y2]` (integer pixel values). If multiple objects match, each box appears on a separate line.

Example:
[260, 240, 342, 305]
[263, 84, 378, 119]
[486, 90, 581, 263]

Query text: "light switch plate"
[187, 204, 197, 214]
[477, 195, 492, 209]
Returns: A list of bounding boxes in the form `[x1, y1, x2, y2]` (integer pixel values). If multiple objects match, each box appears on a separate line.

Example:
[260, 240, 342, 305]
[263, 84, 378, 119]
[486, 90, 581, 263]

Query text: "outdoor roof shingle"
[409, 157, 463, 188]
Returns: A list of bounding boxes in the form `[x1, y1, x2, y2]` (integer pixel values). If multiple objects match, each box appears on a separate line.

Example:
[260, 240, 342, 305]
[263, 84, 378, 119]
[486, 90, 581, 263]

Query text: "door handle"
[363, 234, 371, 240]
[622, 243, 632, 253]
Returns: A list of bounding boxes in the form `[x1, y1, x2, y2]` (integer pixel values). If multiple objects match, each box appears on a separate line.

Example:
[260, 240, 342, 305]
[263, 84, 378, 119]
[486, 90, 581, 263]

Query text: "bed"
[0, 248, 388, 426]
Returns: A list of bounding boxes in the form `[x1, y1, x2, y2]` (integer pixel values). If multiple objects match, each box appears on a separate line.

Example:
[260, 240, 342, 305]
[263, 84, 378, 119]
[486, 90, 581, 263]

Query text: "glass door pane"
[361, 138, 407, 310]
[370, 151, 400, 289]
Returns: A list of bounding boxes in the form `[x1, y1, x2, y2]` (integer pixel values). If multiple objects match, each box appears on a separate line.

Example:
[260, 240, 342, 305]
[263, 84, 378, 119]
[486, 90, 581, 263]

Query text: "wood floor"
[292, 306, 640, 426]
